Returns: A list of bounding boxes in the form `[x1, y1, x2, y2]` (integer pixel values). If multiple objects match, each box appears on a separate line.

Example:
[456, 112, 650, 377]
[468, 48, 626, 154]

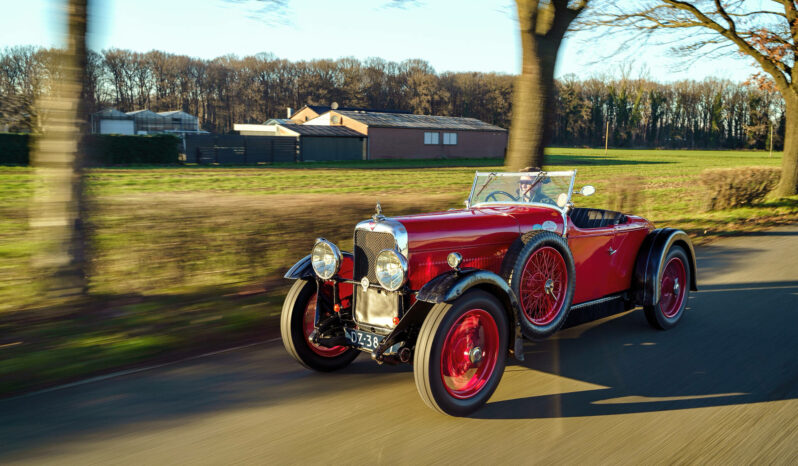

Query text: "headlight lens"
[375, 249, 407, 291]
[311, 239, 341, 280]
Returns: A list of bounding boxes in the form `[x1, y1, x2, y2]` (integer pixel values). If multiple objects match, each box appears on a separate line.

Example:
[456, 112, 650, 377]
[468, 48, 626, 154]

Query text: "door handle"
[608, 246, 617, 256]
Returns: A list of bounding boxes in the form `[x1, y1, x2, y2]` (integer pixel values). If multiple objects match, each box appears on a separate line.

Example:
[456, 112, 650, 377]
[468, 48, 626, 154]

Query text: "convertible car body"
[281, 170, 697, 416]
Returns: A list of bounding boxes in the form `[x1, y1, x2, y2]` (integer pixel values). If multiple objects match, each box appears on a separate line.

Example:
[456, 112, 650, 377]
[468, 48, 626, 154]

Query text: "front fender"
[417, 268, 521, 314]
[633, 228, 698, 306]
[416, 268, 524, 359]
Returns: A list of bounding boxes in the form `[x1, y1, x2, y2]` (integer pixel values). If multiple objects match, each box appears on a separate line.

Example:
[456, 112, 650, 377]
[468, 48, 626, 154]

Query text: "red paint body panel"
[388, 205, 653, 305]
[609, 216, 653, 293]
[393, 206, 567, 290]
[395, 209, 520, 251]
[567, 224, 616, 303]
[566, 215, 653, 303]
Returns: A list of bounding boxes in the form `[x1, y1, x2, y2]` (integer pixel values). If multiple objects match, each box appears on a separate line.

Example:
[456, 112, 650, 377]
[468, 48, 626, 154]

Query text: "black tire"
[510, 231, 575, 339]
[280, 279, 358, 371]
[644, 246, 690, 330]
[414, 290, 509, 416]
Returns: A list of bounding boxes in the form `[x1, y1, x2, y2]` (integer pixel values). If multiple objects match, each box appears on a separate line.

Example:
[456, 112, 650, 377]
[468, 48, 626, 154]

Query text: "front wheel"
[414, 290, 509, 416]
[280, 279, 358, 371]
[644, 246, 691, 330]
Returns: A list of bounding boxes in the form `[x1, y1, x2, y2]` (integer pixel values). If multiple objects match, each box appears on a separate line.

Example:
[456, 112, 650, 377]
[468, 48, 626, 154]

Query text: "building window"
[424, 132, 439, 145]
[443, 132, 458, 145]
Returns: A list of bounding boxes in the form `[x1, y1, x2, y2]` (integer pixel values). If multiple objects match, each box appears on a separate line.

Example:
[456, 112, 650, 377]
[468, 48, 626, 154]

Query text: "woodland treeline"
[0, 45, 785, 149]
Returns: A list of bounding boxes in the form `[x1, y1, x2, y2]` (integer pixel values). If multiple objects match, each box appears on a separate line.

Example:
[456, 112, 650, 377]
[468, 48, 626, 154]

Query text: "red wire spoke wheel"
[280, 279, 358, 371]
[659, 256, 687, 318]
[509, 231, 575, 339]
[439, 309, 500, 399]
[644, 245, 691, 330]
[414, 290, 508, 416]
[519, 246, 567, 326]
[302, 294, 348, 357]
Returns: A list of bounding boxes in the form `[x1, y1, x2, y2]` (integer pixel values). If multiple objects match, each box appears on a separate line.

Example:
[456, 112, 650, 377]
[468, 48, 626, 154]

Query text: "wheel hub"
[469, 346, 483, 364]
[673, 278, 680, 295]
[544, 279, 554, 295]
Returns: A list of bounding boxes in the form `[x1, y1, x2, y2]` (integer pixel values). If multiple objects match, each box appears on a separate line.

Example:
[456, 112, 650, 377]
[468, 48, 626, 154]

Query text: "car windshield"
[468, 171, 575, 209]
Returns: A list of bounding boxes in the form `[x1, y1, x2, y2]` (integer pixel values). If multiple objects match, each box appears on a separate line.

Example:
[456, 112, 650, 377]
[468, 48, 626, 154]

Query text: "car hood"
[390, 206, 533, 251]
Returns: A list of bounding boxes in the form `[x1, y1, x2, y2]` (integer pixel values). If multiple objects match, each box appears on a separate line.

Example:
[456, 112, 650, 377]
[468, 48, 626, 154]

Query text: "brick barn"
[303, 109, 507, 160]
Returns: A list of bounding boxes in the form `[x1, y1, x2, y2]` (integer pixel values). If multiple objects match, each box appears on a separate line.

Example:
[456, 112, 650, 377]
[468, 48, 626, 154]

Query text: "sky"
[0, 0, 761, 82]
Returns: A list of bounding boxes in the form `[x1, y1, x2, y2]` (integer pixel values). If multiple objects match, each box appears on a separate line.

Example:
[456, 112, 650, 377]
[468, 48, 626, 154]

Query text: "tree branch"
[662, 0, 793, 93]
[713, 0, 736, 33]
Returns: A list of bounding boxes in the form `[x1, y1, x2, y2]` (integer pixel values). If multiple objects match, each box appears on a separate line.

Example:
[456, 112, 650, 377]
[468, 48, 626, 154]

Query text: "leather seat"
[569, 208, 627, 229]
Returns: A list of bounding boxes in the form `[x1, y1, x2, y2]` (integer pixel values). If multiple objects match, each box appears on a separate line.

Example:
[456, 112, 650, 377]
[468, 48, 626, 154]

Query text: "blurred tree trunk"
[505, 0, 587, 171]
[781, 96, 798, 197]
[29, 0, 89, 301]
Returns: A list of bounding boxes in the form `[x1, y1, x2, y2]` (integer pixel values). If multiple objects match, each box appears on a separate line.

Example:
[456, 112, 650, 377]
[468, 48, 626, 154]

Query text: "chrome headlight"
[375, 249, 408, 291]
[311, 239, 342, 280]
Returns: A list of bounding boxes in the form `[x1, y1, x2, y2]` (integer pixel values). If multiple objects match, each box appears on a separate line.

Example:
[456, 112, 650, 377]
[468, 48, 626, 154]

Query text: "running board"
[570, 293, 626, 310]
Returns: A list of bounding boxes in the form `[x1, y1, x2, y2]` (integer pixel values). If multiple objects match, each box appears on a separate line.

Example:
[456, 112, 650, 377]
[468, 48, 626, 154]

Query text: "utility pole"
[604, 120, 610, 156]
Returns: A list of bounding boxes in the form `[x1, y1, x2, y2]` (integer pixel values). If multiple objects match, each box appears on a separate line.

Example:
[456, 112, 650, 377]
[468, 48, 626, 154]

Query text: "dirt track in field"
[1, 225, 797, 464]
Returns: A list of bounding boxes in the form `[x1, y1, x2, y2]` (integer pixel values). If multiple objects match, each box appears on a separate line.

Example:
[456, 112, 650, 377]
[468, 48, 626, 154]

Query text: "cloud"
[382, 0, 425, 10]
[221, 0, 293, 27]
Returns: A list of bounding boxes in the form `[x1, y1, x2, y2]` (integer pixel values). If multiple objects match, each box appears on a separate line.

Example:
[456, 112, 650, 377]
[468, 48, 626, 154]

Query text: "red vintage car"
[281, 170, 697, 416]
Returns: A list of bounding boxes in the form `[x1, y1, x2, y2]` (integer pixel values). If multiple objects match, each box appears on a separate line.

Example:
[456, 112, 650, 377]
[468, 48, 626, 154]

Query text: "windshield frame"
[466, 170, 577, 211]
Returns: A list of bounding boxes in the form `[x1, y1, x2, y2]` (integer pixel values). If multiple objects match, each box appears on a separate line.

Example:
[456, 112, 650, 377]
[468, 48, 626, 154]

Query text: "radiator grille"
[353, 230, 396, 282]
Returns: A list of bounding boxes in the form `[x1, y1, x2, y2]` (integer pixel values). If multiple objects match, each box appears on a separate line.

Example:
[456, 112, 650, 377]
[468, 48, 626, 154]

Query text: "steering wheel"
[485, 190, 518, 202]
[534, 193, 556, 206]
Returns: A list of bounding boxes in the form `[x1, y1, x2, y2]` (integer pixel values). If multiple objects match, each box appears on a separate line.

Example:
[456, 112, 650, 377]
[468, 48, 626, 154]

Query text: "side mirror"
[579, 185, 595, 196]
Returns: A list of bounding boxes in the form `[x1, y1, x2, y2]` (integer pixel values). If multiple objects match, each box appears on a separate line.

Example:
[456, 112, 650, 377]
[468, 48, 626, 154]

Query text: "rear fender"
[633, 228, 698, 306]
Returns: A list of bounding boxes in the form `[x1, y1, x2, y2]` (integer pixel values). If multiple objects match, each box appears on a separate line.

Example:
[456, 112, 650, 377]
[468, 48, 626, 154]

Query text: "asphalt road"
[2, 225, 798, 464]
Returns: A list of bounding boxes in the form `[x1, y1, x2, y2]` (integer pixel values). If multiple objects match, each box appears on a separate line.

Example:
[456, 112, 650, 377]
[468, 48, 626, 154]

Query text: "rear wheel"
[280, 279, 358, 371]
[414, 290, 508, 416]
[644, 246, 690, 330]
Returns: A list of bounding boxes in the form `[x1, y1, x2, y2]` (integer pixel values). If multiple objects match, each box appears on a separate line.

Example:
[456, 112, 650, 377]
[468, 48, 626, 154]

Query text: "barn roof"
[279, 124, 364, 137]
[333, 110, 506, 131]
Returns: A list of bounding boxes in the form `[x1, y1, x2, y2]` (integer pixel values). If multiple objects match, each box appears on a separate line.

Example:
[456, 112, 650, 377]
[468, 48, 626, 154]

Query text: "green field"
[1, 147, 797, 395]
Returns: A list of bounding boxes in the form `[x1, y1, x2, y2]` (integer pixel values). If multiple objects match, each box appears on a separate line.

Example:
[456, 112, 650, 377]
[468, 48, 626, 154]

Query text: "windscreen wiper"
[472, 172, 496, 201]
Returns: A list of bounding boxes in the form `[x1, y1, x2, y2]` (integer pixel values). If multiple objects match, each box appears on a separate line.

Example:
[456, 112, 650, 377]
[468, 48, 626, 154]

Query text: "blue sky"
[1, 0, 759, 82]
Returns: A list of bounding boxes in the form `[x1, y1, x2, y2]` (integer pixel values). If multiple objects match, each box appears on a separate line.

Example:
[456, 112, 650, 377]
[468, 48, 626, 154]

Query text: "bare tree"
[28, 0, 89, 301]
[581, 0, 798, 195]
[505, 0, 589, 171]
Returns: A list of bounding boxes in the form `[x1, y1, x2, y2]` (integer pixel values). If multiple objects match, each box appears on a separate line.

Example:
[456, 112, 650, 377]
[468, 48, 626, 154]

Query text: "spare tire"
[509, 231, 575, 339]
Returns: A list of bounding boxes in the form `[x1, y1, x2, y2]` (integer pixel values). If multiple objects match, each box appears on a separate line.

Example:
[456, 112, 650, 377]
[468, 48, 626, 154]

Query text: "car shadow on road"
[475, 279, 798, 420]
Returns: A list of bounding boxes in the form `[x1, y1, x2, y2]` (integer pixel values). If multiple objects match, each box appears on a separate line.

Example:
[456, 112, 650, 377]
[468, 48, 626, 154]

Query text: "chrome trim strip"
[466, 170, 478, 209]
[563, 168, 576, 238]
[474, 170, 577, 177]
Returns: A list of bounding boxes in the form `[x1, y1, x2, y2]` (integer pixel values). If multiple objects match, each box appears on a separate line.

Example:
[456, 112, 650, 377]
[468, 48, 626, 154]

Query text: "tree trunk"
[505, 38, 557, 170]
[29, 0, 89, 301]
[505, 1, 577, 171]
[775, 96, 798, 196]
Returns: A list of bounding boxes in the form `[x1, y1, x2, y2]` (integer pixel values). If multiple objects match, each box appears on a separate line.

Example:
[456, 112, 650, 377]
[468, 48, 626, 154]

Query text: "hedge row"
[0, 133, 180, 165]
[700, 166, 781, 210]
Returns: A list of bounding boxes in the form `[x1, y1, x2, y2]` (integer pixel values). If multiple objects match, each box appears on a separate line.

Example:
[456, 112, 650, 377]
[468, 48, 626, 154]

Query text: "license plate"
[344, 328, 400, 353]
